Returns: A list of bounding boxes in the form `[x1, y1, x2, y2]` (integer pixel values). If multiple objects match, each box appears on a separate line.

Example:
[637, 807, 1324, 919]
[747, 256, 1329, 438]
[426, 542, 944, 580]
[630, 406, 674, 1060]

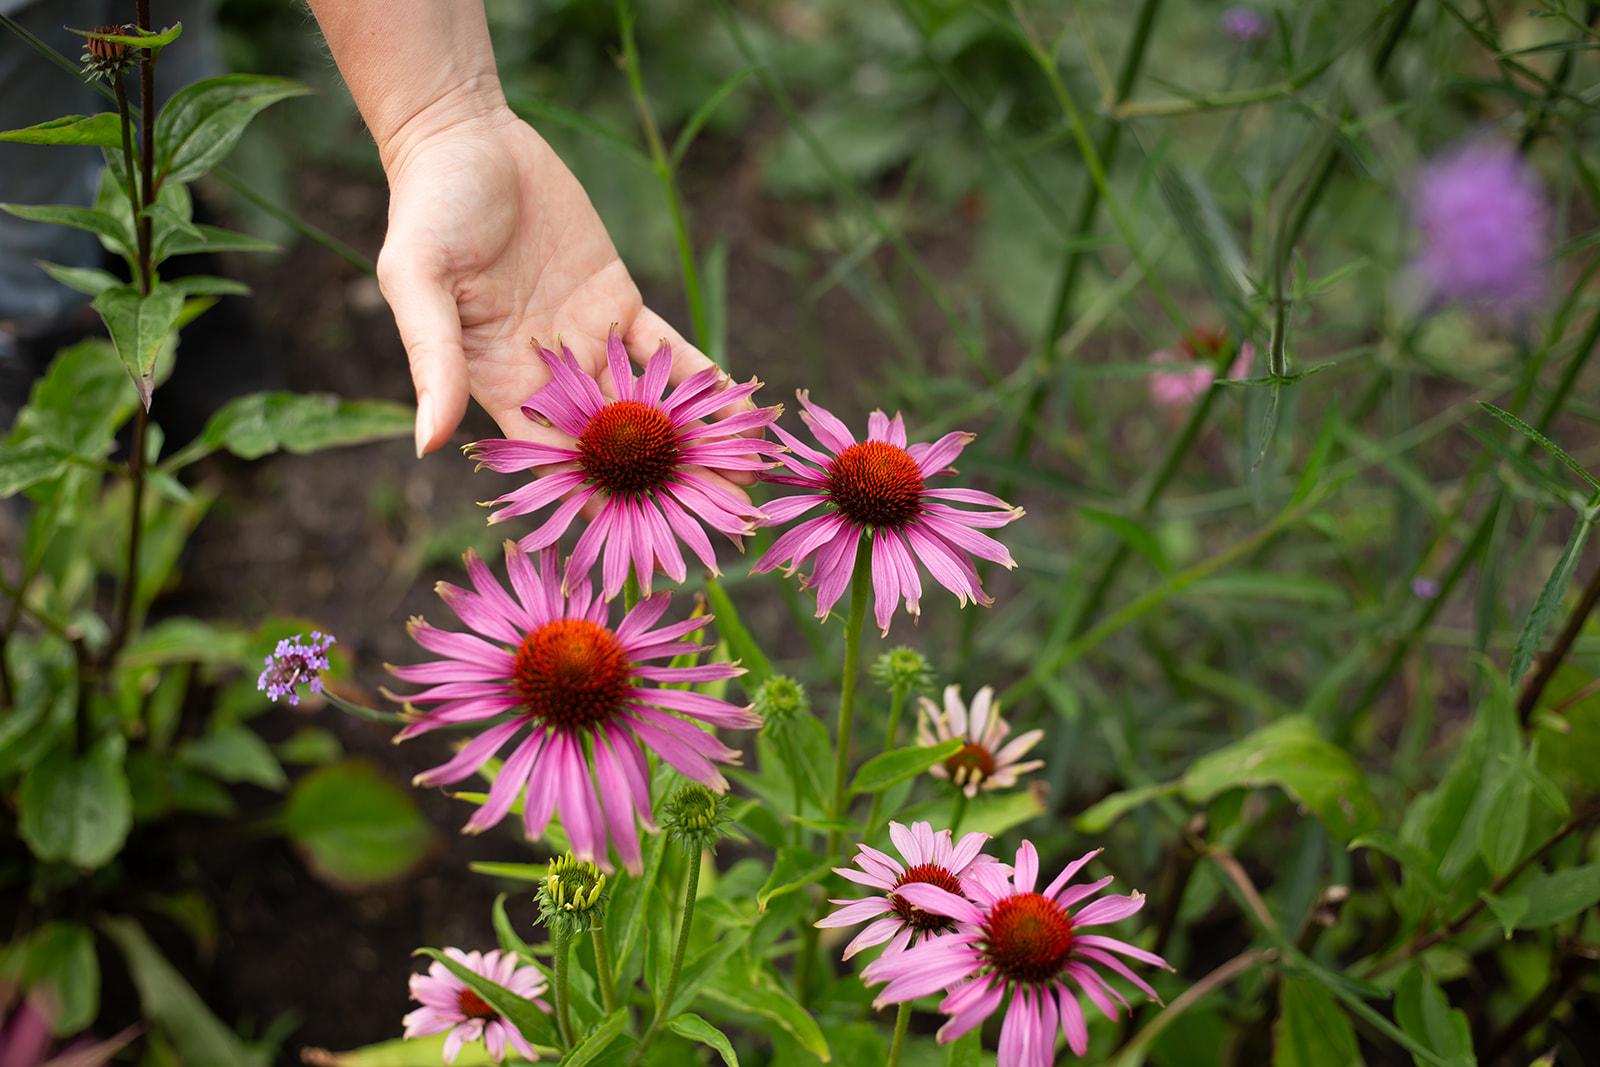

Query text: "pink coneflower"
[754, 393, 1023, 634]
[918, 685, 1043, 798]
[403, 948, 549, 1064]
[816, 821, 997, 960]
[466, 330, 781, 600]
[864, 841, 1172, 1065]
[389, 543, 761, 873]
[1148, 328, 1254, 409]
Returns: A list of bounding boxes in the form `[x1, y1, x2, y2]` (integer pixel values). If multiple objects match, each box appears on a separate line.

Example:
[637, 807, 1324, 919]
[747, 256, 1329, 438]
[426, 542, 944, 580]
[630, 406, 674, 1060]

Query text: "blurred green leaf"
[703, 579, 773, 689]
[670, 1013, 739, 1066]
[281, 761, 433, 888]
[157, 223, 277, 257]
[756, 847, 828, 910]
[1479, 403, 1600, 494]
[92, 283, 184, 407]
[0, 113, 124, 146]
[36, 261, 120, 297]
[19, 735, 132, 869]
[563, 1009, 628, 1066]
[1272, 976, 1360, 1066]
[702, 971, 829, 1062]
[1476, 766, 1530, 876]
[300, 1035, 498, 1066]
[1075, 781, 1181, 834]
[165, 391, 412, 469]
[119, 617, 253, 670]
[0, 440, 71, 498]
[850, 738, 962, 795]
[179, 724, 286, 790]
[1393, 967, 1474, 1067]
[1482, 862, 1600, 934]
[155, 74, 310, 184]
[1182, 717, 1381, 841]
[21, 921, 97, 1036]
[1509, 509, 1593, 685]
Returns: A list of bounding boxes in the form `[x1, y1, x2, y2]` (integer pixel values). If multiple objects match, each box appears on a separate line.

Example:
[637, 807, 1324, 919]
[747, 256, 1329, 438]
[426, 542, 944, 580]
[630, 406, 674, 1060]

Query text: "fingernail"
[414, 392, 433, 459]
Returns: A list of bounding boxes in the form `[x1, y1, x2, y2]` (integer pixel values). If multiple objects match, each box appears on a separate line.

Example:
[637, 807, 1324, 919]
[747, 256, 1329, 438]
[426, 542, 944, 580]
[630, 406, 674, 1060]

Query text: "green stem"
[863, 682, 911, 836]
[886, 1002, 913, 1067]
[552, 927, 575, 1049]
[825, 537, 875, 868]
[630, 846, 702, 1064]
[623, 573, 641, 612]
[949, 790, 969, 836]
[591, 919, 619, 1015]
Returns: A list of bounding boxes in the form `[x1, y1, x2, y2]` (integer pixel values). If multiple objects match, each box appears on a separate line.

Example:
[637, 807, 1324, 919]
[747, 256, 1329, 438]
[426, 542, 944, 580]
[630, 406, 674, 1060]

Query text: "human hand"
[374, 101, 752, 491]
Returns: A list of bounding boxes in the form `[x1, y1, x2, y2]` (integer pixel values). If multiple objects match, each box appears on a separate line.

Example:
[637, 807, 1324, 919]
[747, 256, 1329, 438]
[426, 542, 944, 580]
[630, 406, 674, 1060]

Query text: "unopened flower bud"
[537, 852, 607, 934]
[81, 25, 135, 78]
[871, 647, 934, 694]
[753, 674, 808, 725]
[662, 783, 728, 850]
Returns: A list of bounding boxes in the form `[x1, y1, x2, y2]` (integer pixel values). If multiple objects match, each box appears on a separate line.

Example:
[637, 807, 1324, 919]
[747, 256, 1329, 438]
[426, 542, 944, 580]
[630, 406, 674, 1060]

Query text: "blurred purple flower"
[1412, 139, 1551, 321]
[1412, 576, 1441, 600]
[1221, 6, 1270, 42]
[0, 986, 135, 1067]
[258, 631, 335, 705]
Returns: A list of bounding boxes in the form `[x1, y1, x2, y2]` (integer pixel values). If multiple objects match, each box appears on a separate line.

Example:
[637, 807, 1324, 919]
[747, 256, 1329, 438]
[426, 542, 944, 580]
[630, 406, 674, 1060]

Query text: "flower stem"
[629, 846, 702, 1064]
[591, 919, 619, 1015]
[862, 681, 911, 837]
[623, 573, 640, 611]
[949, 790, 968, 836]
[886, 1002, 912, 1067]
[552, 927, 575, 1049]
[825, 536, 875, 869]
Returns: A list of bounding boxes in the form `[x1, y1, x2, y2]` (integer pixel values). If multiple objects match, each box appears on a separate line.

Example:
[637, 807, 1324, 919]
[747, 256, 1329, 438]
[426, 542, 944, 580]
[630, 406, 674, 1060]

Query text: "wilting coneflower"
[754, 392, 1023, 634]
[1148, 327, 1254, 410]
[258, 631, 335, 705]
[918, 685, 1043, 798]
[390, 544, 760, 873]
[403, 948, 549, 1064]
[816, 821, 998, 960]
[865, 841, 1172, 1065]
[466, 331, 780, 600]
[1220, 6, 1270, 42]
[1411, 138, 1550, 321]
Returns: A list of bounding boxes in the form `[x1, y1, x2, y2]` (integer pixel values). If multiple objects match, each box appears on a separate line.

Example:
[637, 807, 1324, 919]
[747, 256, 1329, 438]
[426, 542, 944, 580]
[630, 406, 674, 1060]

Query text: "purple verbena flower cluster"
[257, 631, 335, 705]
[1220, 6, 1270, 42]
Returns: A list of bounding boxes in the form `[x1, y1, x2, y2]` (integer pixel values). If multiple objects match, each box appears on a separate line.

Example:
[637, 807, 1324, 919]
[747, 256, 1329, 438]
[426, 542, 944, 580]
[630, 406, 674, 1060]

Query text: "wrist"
[374, 73, 511, 175]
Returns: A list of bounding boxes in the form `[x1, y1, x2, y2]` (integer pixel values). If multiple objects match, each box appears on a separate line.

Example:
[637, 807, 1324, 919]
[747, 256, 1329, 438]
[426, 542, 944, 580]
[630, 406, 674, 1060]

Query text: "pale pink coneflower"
[754, 392, 1024, 634]
[816, 820, 999, 961]
[466, 330, 781, 600]
[389, 543, 761, 874]
[1148, 327, 1254, 409]
[402, 948, 549, 1064]
[918, 684, 1043, 798]
[864, 841, 1173, 1066]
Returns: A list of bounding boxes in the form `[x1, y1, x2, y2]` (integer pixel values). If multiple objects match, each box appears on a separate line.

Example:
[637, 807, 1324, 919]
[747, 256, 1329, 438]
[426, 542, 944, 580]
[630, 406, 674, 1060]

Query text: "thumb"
[376, 256, 471, 457]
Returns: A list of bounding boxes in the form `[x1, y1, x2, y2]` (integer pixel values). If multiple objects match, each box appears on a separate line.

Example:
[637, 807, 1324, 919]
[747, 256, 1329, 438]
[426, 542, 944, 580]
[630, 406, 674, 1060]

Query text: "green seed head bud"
[662, 783, 728, 850]
[753, 674, 809, 725]
[871, 647, 935, 694]
[537, 852, 607, 933]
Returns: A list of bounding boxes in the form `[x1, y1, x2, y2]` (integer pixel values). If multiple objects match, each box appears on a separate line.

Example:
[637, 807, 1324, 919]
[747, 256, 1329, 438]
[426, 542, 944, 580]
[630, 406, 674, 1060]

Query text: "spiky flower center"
[945, 742, 996, 781]
[578, 400, 682, 497]
[512, 619, 632, 730]
[983, 892, 1074, 984]
[890, 863, 965, 933]
[826, 441, 924, 529]
[457, 987, 497, 1020]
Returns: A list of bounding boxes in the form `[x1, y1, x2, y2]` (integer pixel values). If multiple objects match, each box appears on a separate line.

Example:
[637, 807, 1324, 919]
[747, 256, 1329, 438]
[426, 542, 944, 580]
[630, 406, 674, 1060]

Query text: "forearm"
[305, 0, 507, 170]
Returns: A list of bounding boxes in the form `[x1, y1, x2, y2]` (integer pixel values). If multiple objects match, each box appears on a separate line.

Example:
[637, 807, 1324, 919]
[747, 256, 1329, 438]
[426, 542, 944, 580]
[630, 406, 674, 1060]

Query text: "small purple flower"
[1412, 577, 1441, 600]
[258, 631, 335, 705]
[1221, 6, 1270, 42]
[1412, 139, 1551, 321]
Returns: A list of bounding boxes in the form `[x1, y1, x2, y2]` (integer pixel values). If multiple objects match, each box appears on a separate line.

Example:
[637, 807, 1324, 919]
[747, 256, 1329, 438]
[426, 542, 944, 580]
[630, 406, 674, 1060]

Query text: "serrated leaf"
[415, 948, 558, 1050]
[19, 735, 132, 869]
[92, 283, 184, 407]
[850, 738, 963, 795]
[1479, 402, 1600, 493]
[0, 202, 132, 256]
[669, 1013, 739, 1066]
[282, 761, 433, 888]
[0, 113, 124, 146]
[756, 847, 828, 910]
[1182, 716, 1381, 841]
[1509, 510, 1593, 685]
[155, 74, 310, 184]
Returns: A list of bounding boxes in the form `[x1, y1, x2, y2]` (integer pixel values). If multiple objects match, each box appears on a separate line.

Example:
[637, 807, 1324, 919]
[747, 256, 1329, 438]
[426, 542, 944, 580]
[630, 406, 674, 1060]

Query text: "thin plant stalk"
[552, 927, 575, 1048]
[824, 537, 875, 870]
[886, 1002, 912, 1067]
[591, 920, 619, 1015]
[630, 848, 702, 1064]
[948, 790, 969, 836]
[862, 680, 912, 836]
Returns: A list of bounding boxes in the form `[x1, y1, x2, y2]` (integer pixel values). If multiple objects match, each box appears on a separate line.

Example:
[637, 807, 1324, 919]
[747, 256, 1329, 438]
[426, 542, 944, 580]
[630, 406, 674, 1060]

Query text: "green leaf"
[0, 440, 71, 497]
[491, 893, 536, 959]
[945, 1031, 982, 1067]
[0, 203, 132, 255]
[703, 975, 830, 1062]
[281, 761, 433, 888]
[12, 338, 134, 456]
[36, 260, 120, 296]
[901, 783, 1048, 838]
[756, 847, 828, 911]
[165, 391, 413, 469]
[275, 727, 342, 765]
[1486, 862, 1600, 932]
[1079, 506, 1171, 574]
[82, 23, 183, 49]
[92, 283, 184, 407]
[850, 738, 963, 795]
[1394, 967, 1474, 1067]
[100, 916, 264, 1067]
[1348, 832, 1446, 900]
[168, 274, 251, 298]
[1074, 781, 1182, 834]
[414, 947, 559, 1052]
[669, 1013, 739, 1067]
[1509, 510, 1593, 685]
[297, 1034, 500, 1066]
[119, 617, 253, 669]
[1480, 402, 1600, 494]
[179, 724, 287, 790]
[155, 74, 310, 184]
[158, 222, 278, 257]
[563, 1010, 628, 1067]
[1272, 976, 1361, 1067]
[703, 579, 773, 688]
[0, 113, 124, 147]
[469, 861, 548, 882]
[22, 921, 98, 1036]
[1476, 766, 1530, 876]
[19, 734, 132, 869]
[1181, 716, 1381, 841]
[671, 68, 753, 167]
